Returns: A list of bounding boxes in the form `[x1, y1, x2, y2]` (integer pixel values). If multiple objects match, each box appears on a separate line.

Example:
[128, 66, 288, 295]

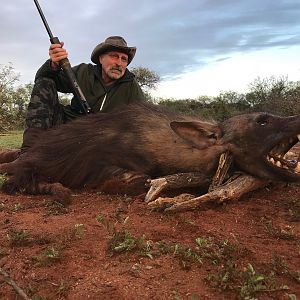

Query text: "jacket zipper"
[99, 94, 107, 111]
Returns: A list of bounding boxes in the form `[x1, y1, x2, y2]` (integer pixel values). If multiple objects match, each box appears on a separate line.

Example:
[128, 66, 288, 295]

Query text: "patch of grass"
[97, 215, 294, 299]
[284, 197, 300, 222]
[262, 218, 295, 240]
[108, 230, 146, 254]
[96, 214, 146, 255]
[73, 223, 86, 239]
[0, 174, 7, 189]
[208, 262, 289, 299]
[97, 214, 241, 268]
[289, 270, 300, 284]
[0, 130, 23, 149]
[239, 264, 272, 299]
[271, 253, 300, 284]
[43, 199, 69, 216]
[271, 253, 289, 275]
[207, 260, 239, 291]
[157, 241, 204, 270]
[0, 201, 5, 211]
[13, 202, 24, 212]
[0, 201, 27, 213]
[6, 229, 30, 246]
[0, 247, 7, 258]
[33, 247, 62, 266]
[55, 279, 69, 297]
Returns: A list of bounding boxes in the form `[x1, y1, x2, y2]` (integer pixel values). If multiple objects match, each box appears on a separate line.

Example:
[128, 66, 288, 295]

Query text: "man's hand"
[49, 41, 68, 70]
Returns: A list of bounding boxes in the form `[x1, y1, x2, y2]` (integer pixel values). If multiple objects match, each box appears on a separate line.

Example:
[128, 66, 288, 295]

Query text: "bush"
[0, 64, 32, 132]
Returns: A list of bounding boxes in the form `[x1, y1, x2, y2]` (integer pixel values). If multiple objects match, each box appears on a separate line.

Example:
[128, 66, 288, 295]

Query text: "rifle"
[33, 0, 91, 114]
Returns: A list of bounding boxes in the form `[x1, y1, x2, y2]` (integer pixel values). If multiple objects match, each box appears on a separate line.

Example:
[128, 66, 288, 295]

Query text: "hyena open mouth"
[267, 134, 300, 175]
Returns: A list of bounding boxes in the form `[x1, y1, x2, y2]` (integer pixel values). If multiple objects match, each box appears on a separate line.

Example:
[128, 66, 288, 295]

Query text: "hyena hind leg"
[0, 149, 21, 163]
[31, 182, 72, 205]
[0, 161, 18, 175]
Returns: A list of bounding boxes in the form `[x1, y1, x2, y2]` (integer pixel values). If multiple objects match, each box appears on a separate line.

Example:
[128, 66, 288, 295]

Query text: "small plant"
[55, 279, 69, 297]
[13, 203, 23, 212]
[96, 214, 106, 224]
[0, 202, 5, 211]
[44, 199, 69, 215]
[207, 257, 291, 298]
[239, 264, 268, 299]
[108, 230, 141, 254]
[0, 174, 7, 189]
[96, 214, 155, 257]
[207, 260, 239, 291]
[0, 247, 7, 258]
[44, 247, 61, 260]
[239, 264, 289, 299]
[74, 223, 85, 238]
[7, 229, 30, 246]
[290, 270, 300, 283]
[271, 253, 288, 275]
[33, 246, 62, 266]
[262, 218, 295, 240]
[284, 197, 300, 222]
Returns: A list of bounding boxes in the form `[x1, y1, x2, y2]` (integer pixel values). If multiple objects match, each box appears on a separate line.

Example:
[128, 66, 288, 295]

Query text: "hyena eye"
[258, 120, 268, 126]
[256, 116, 268, 126]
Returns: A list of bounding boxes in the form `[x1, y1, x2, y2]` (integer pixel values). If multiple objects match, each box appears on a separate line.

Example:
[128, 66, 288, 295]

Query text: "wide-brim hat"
[91, 36, 136, 65]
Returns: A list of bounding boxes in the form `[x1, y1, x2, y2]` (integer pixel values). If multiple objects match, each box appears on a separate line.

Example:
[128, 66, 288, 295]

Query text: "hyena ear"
[170, 121, 222, 149]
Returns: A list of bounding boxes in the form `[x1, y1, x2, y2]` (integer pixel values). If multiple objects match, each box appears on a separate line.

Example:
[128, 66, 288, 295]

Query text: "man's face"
[99, 51, 129, 84]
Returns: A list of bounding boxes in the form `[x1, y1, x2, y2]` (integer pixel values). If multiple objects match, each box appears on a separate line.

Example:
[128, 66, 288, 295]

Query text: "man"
[21, 35, 145, 152]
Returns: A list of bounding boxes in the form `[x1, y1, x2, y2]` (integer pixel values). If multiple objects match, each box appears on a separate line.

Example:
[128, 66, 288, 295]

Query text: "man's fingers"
[49, 42, 68, 63]
[49, 41, 64, 50]
[51, 53, 68, 63]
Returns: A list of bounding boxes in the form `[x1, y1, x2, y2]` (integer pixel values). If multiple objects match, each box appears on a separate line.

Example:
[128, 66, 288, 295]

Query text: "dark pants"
[22, 78, 67, 151]
[25, 78, 67, 130]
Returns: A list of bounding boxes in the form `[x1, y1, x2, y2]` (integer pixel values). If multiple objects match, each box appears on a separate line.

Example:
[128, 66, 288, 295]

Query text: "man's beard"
[107, 66, 124, 80]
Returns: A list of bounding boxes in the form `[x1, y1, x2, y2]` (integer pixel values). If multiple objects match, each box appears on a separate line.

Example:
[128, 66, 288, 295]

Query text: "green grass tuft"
[0, 130, 23, 150]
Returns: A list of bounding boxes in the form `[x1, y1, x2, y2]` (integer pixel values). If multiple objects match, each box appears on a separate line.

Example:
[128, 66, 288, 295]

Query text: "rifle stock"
[33, 0, 91, 114]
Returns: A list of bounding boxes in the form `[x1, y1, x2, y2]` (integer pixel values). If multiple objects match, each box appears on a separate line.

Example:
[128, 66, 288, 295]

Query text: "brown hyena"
[0, 102, 299, 200]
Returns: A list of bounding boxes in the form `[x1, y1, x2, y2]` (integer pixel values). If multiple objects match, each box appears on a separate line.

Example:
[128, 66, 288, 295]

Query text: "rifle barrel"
[33, 0, 54, 39]
[33, 0, 91, 114]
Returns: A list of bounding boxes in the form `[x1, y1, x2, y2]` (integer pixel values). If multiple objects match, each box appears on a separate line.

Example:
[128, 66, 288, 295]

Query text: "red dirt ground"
[0, 141, 299, 300]
[0, 178, 299, 300]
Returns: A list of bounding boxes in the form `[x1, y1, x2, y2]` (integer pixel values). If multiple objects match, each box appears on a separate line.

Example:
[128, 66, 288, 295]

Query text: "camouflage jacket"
[35, 60, 145, 118]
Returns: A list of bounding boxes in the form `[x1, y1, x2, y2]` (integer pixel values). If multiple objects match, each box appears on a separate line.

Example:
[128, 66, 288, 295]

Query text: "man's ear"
[170, 121, 222, 149]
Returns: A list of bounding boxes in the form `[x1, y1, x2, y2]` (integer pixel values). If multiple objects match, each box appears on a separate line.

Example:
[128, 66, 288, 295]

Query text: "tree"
[130, 67, 160, 92]
[0, 64, 31, 131]
[246, 76, 300, 115]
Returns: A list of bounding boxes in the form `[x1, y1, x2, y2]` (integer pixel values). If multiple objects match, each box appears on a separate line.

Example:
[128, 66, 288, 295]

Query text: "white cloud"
[1, 0, 300, 97]
[152, 45, 300, 98]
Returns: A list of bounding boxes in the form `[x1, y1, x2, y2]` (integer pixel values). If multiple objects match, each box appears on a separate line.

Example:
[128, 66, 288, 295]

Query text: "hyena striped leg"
[0, 149, 20, 163]
[0, 161, 17, 175]
[30, 182, 72, 204]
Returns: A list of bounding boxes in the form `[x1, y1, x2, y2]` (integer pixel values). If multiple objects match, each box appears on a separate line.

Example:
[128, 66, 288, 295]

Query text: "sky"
[1, 0, 300, 99]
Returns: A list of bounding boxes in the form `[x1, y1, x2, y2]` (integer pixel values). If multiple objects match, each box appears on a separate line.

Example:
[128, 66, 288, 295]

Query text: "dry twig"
[0, 267, 31, 300]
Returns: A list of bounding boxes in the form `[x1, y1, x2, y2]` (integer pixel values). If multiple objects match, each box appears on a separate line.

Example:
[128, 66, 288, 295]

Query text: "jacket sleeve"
[35, 59, 78, 93]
